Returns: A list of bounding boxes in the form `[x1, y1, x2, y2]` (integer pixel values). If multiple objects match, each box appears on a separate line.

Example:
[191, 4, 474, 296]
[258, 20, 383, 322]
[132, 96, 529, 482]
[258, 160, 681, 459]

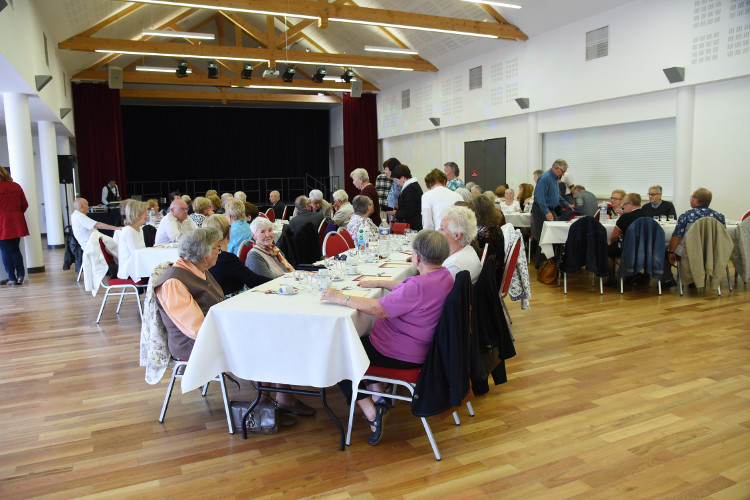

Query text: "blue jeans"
[0, 238, 25, 281]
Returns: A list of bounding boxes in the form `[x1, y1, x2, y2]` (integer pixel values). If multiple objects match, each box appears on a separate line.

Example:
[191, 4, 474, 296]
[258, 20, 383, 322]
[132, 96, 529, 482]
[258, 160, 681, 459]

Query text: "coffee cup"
[346, 264, 358, 274]
[279, 285, 295, 294]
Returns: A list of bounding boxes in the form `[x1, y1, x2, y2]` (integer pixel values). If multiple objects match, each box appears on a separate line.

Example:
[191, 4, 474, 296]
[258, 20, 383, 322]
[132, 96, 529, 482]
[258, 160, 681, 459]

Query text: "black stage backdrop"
[122, 105, 329, 181]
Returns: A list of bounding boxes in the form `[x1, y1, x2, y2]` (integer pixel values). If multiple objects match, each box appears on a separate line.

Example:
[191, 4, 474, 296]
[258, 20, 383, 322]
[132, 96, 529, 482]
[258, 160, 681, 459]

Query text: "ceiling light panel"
[461, 0, 522, 8]
[136, 65, 193, 73]
[364, 45, 418, 55]
[142, 29, 215, 39]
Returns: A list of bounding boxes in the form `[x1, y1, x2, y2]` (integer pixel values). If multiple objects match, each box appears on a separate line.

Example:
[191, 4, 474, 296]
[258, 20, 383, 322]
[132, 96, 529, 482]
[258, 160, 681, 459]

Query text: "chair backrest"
[257, 212, 267, 219]
[318, 220, 337, 249]
[743, 210, 750, 221]
[238, 240, 255, 264]
[500, 236, 521, 296]
[480, 243, 489, 265]
[98, 237, 119, 278]
[392, 222, 410, 234]
[265, 208, 275, 222]
[561, 216, 607, 276]
[322, 232, 349, 257]
[284, 205, 293, 220]
[594, 210, 601, 221]
[142, 224, 157, 247]
[338, 228, 355, 248]
[618, 217, 665, 280]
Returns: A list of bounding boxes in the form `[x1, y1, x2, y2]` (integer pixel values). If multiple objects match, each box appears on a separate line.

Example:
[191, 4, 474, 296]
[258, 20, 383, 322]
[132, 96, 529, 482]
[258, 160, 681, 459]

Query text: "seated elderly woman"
[154, 227, 224, 361]
[438, 205, 482, 283]
[245, 217, 295, 279]
[347, 195, 380, 240]
[320, 230, 453, 446]
[498, 188, 521, 215]
[203, 214, 270, 296]
[117, 200, 149, 279]
[189, 196, 213, 227]
[468, 194, 506, 286]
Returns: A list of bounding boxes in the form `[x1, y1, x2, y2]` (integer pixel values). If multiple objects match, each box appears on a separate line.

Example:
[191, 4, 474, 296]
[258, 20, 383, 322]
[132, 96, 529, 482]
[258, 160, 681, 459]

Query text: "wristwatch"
[343, 295, 351, 306]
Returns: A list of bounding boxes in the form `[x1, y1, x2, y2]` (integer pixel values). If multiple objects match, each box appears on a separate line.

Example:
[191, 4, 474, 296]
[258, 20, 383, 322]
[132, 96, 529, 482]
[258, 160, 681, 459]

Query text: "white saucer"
[277, 289, 298, 295]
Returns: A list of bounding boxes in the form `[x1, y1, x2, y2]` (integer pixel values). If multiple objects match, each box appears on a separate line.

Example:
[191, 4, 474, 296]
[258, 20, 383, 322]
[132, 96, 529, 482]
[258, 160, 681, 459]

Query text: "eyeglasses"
[622, 201, 633, 207]
[648, 193, 659, 196]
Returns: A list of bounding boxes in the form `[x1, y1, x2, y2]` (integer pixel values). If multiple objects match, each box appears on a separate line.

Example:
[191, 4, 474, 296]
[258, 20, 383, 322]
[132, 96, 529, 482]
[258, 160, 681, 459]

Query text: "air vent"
[586, 26, 609, 61]
[469, 66, 482, 90]
[401, 89, 410, 109]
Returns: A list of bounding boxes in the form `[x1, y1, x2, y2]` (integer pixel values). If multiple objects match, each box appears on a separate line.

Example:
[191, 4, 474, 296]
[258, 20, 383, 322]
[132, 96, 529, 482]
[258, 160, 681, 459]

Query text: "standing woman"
[350, 168, 381, 226]
[0, 166, 29, 286]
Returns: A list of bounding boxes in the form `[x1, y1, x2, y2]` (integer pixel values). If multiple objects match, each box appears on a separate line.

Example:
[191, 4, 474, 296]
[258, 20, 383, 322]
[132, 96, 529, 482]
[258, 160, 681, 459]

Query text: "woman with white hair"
[309, 189, 333, 219]
[454, 187, 471, 202]
[190, 196, 214, 227]
[331, 189, 354, 227]
[347, 195, 379, 240]
[350, 168, 381, 226]
[245, 217, 294, 279]
[499, 188, 521, 215]
[438, 205, 482, 283]
[117, 200, 150, 279]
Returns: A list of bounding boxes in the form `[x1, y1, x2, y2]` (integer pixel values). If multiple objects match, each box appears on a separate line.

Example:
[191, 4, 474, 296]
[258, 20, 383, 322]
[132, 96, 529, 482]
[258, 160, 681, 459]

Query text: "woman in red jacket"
[0, 166, 29, 286]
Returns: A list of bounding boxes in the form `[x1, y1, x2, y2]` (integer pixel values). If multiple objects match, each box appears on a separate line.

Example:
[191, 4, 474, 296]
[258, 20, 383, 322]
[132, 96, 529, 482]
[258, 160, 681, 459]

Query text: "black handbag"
[478, 345, 501, 380]
[230, 399, 279, 435]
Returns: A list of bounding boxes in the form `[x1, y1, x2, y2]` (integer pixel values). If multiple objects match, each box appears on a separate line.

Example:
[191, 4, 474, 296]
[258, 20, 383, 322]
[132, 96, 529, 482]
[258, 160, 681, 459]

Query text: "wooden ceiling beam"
[119, 0, 526, 40]
[220, 11, 269, 46]
[77, 4, 143, 38]
[475, 4, 528, 40]
[60, 36, 438, 72]
[120, 88, 342, 104]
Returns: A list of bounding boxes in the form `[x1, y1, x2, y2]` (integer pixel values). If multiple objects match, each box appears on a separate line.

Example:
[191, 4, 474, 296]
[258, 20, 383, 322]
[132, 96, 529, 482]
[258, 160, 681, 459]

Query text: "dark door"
[464, 138, 506, 191]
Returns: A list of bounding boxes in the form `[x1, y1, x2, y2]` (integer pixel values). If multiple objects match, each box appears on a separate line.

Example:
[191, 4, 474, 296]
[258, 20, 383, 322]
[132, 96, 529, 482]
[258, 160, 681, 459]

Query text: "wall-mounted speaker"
[662, 66, 685, 84]
[429, 117, 440, 127]
[350, 80, 362, 98]
[108, 66, 123, 89]
[515, 97, 530, 109]
[0, 0, 8, 14]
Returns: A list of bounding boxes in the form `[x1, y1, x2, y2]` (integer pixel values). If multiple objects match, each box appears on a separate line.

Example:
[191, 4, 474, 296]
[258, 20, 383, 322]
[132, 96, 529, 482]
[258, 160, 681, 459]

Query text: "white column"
[3, 93, 44, 272]
[673, 86, 695, 214]
[38, 121, 65, 247]
[527, 112, 542, 173]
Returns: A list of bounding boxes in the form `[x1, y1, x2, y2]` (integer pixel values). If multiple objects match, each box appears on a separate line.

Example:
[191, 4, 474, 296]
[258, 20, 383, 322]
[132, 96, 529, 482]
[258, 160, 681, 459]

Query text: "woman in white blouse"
[117, 200, 149, 279]
[346, 195, 379, 240]
[499, 188, 521, 215]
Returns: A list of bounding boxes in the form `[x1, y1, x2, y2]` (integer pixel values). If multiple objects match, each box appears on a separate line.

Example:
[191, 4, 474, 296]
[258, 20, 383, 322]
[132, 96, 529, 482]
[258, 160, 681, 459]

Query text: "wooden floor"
[1, 245, 749, 499]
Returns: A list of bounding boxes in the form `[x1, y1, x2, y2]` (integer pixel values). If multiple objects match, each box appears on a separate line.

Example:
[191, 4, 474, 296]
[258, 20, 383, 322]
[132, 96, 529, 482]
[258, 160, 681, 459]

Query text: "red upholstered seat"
[364, 365, 421, 384]
[108, 277, 149, 286]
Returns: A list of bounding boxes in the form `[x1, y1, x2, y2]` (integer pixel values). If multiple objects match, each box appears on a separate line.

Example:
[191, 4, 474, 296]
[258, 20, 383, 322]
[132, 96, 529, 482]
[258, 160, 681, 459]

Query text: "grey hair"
[220, 193, 233, 200]
[309, 189, 324, 201]
[178, 227, 221, 263]
[649, 185, 663, 194]
[440, 205, 477, 247]
[444, 161, 460, 176]
[192, 196, 211, 215]
[350, 168, 369, 183]
[412, 229, 450, 266]
[332, 189, 348, 203]
[465, 182, 476, 190]
[552, 159, 568, 169]
[233, 191, 247, 202]
[351, 195, 372, 215]
[295, 195, 310, 212]
[455, 188, 471, 201]
[124, 200, 149, 225]
[224, 199, 246, 222]
[250, 216, 273, 233]
[483, 190, 497, 202]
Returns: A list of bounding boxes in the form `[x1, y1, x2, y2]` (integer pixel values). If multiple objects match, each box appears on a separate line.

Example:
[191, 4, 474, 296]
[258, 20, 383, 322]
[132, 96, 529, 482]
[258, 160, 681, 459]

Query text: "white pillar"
[673, 86, 695, 214]
[3, 93, 44, 272]
[38, 121, 65, 247]
[527, 112, 542, 173]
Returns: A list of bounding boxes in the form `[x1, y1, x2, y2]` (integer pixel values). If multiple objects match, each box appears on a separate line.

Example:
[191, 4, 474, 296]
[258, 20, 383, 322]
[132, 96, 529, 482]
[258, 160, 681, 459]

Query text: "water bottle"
[357, 228, 367, 253]
[378, 219, 390, 238]
[148, 208, 155, 225]
[599, 203, 608, 223]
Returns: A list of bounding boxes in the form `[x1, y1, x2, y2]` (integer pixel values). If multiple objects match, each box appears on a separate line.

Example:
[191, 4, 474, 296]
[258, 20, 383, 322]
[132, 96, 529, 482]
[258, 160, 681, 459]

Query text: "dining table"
[127, 246, 181, 279]
[504, 213, 531, 228]
[181, 238, 417, 450]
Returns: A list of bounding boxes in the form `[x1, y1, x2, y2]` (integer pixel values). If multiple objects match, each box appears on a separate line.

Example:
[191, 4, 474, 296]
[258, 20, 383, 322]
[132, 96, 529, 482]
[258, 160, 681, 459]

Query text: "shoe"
[662, 280, 677, 289]
[16, 277, 24, 285]
[279, 413, 298, 428]
[0, 279, 8, 286]
[367, 403, 389, 446]
[276, 399, 316, 417]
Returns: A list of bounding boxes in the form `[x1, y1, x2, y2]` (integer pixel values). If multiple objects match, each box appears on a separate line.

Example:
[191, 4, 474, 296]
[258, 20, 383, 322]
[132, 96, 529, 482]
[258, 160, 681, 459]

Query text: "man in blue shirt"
[668, 188, 725, 264]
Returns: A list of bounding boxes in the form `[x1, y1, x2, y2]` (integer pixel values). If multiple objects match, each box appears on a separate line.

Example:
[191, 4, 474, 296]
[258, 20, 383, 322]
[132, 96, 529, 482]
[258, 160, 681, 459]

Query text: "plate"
[277, 288, 298, 295]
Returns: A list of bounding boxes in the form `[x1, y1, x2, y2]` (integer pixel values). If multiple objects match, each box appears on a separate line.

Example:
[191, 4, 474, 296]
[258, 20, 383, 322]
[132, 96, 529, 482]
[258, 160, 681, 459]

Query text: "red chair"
[265, 208, 275, 222]
[283, 205, 292, 220]
[96, 238, 148, 323]
[499, 236, 521, 339]
[322, 232, 349, 257]
[391, 222, 410, 234]
[742, 210, 750, 221]
[318, 221, 337, 249]
[238, 240, 254, 264]
[257, 213, 268, 219]
[338, 228, 355, 248]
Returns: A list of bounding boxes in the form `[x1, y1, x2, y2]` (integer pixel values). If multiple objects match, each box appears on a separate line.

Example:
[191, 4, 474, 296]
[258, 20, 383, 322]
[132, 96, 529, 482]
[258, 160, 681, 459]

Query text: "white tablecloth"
[504, 213, 531, 228]
[539, 220, 737, 258]
[127, 247, 180, 279]
[181, 251, 415, 394]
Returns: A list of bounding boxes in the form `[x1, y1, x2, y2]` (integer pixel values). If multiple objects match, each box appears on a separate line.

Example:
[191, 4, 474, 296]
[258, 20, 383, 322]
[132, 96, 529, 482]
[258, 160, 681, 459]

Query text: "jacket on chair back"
[618, 217, 665, 280]
[560, 216, 608, 277]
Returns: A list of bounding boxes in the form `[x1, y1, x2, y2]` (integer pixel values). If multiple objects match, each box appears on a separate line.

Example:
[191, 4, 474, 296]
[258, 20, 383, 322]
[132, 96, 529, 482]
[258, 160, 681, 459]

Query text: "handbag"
[478, 345, 501, 380]
[230, 399, 279, 435]
[537, 258, 557, 284]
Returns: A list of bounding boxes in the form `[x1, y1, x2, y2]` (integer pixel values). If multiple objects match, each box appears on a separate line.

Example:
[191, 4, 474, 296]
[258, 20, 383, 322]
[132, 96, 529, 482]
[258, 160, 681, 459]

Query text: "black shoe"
[367, 403, 389, 446]
[662, 280, 677, 289]
[0, 279, 8, 286]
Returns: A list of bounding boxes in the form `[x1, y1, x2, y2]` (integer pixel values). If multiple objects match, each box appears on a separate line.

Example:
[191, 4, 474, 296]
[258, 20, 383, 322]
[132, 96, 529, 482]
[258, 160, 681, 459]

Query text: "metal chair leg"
[563, 272, 567, 294]
[159, 362, 184, 423]
[96, 289, 110, 323]
[77, 266, 83, 282]
[452, 411, 461, 425]
[466, 401, 475, 416]
[599, 277, 603, 295]
[727, 267, 733, 292]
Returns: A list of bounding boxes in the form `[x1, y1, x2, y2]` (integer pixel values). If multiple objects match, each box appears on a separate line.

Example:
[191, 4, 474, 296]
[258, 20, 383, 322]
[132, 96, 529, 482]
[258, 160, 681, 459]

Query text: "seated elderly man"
[292, 189, 333, 219]
[154, 227, 224, 361]
[154, 198, 198, 246]
[289, 195, 325, 234]
[572, 185, 598, 217]
[331, 189, 354, 227]
[668, 188, 726, 264]
[268, 190, 285, 218]
[320, 230, 453, 446]
[437, 205, 482, 283]
[347, 195, 380, 240]
[70, 198, 122, 248]
[225, 199, 253, 255]
[640, 185, 677, 219]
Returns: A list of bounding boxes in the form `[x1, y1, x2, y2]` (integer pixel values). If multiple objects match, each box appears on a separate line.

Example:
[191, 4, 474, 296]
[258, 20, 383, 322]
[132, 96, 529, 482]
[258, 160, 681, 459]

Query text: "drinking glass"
[668, 215, 675, 222]
[653, 216, 660, 222]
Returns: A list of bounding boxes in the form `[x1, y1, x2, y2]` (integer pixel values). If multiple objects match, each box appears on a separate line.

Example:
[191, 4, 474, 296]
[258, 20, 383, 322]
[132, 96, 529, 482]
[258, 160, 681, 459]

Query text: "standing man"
[391, 164, 423, 231]
[154, 199, 198, 245]
[70, 198, 122, 248]
[640, 185, 677, 219]
[268, 190, 285, 218]
[531, 159, 571, 265]
[101, 177, 120, 206]
[443, 162, 465, 191]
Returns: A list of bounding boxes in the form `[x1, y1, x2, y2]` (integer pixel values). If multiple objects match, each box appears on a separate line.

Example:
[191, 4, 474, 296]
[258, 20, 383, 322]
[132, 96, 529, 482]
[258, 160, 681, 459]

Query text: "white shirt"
[561, 172, 575, 195]
[154, 213, 198, 246]
[71, 210, 98, 248]
[117, 225, 146, 279]
[102, 184, 119, 205]
[498, 200, 521, 215]
[421, 186, 462, 230]
[443, 245, 482, 284]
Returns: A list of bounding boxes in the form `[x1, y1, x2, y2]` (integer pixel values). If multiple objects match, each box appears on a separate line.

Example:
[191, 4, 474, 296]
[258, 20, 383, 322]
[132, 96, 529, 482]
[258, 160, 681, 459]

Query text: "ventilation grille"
[586, 26, 609, 61]
[469, 66, 482, 90]
[401, 89, 410, 109]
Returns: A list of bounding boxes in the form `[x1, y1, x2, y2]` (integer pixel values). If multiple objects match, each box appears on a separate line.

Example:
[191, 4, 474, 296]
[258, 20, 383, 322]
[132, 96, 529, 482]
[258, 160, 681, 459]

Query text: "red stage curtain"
[72, 83, 126, 204]
[343, 93, 378, 200]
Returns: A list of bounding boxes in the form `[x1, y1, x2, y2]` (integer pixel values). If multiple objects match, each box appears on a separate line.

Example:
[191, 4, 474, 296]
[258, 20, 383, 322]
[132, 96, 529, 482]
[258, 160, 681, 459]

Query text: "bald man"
[70, 198, 122, 247]
[154, 199, 198, 245]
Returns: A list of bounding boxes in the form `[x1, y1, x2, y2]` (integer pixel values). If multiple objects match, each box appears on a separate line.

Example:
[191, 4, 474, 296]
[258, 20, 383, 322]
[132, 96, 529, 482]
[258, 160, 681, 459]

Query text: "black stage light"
[312, 67, 327, 84]
[282, 65, 296, 83]
[207, 60, 218, 79]
[176, 60, 188, 78]
[241, 63, 253, 80]
[341, 68, 354, 83]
